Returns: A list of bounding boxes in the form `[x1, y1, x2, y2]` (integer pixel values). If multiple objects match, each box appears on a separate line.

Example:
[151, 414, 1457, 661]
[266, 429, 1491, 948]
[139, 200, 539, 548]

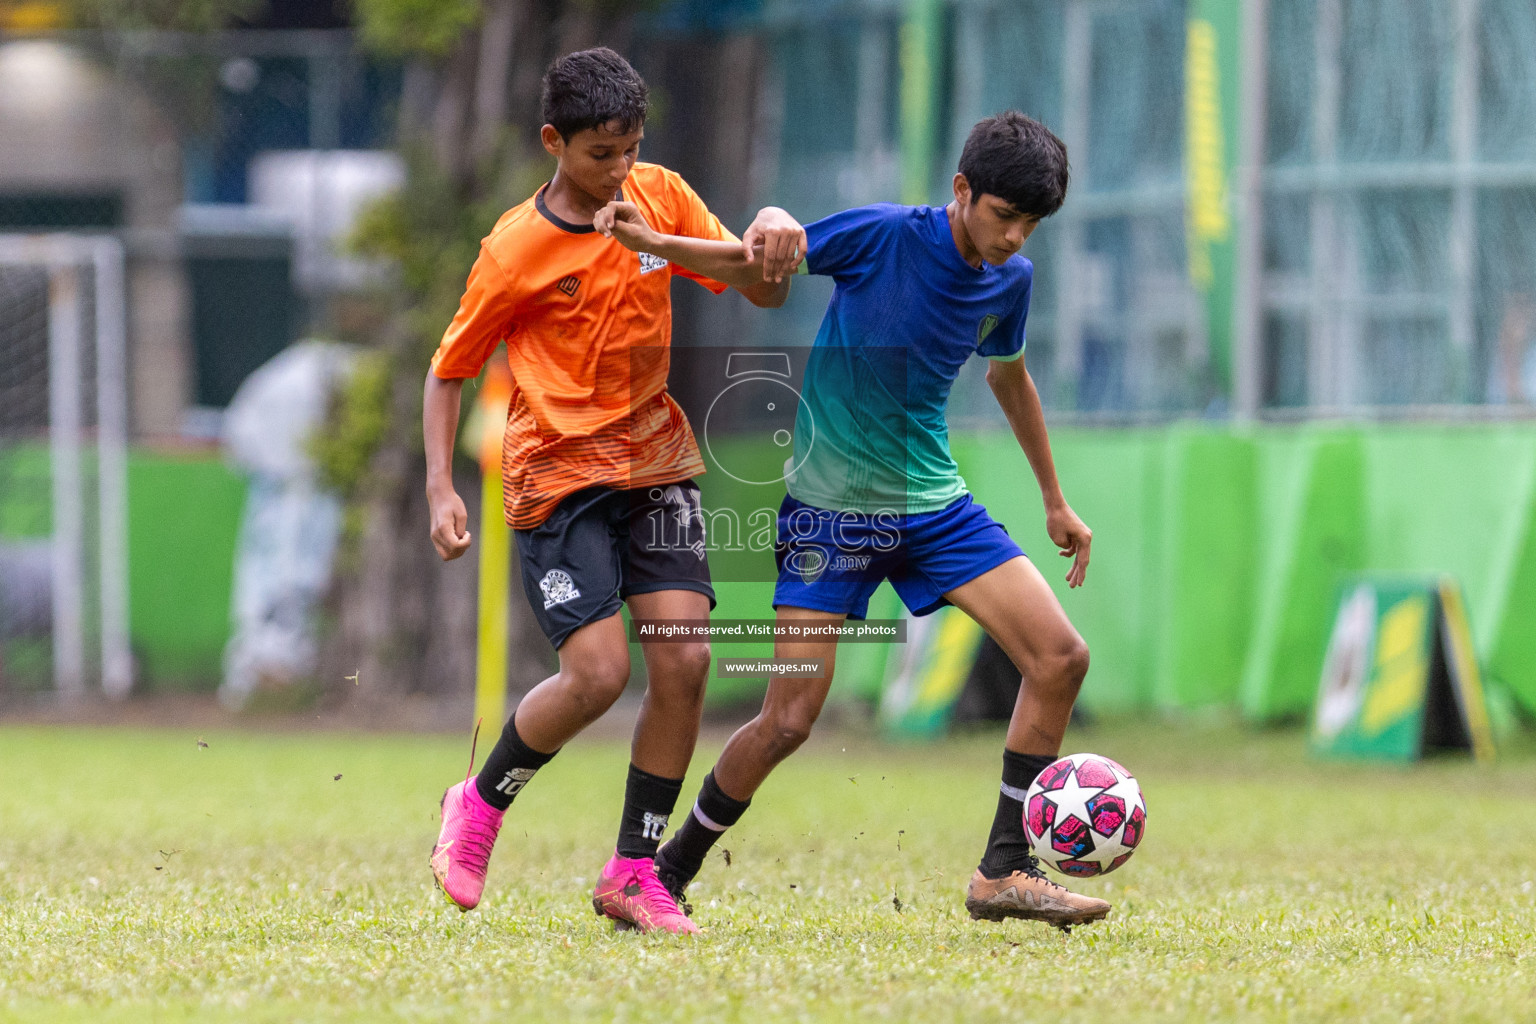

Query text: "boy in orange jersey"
[423, 47, 805, 935]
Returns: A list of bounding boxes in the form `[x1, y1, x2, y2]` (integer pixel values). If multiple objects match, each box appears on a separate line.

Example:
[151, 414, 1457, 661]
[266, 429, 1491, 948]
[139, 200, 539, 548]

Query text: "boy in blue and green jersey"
[608, 112, 1108, 929]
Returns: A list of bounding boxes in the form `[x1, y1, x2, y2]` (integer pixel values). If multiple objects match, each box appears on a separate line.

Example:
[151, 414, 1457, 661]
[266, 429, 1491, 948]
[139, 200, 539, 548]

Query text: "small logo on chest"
[637, 251, 669, 275]
[557, 275, 580, 297]
[978, 314, 1000, 343]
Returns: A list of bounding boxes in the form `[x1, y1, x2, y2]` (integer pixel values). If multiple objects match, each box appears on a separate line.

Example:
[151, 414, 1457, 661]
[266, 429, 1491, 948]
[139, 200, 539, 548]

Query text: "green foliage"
[309, 350, 392, 497]
[353, 0, 481, 58]
[319, 144, 546, 498]
[350, 158, 485, 360]
[347, 141, 550, 406]
[58, 1, 253, 131]
[351, 146, 551, 354]
[2, 722, 1534, 1022]
[62, 0, 261, 30]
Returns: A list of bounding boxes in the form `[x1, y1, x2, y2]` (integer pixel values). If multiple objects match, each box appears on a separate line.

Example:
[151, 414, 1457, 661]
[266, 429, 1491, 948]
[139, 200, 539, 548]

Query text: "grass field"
[2, 718, 1534, 1023]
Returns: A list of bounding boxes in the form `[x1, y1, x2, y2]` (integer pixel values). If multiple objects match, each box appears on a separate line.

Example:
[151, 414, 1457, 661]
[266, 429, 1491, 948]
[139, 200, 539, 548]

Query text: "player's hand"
[742, 206, 806, 282]
[594, 200, 659, 252]
[1046, 502, 1092, 588]
[428, 487, 472, 561]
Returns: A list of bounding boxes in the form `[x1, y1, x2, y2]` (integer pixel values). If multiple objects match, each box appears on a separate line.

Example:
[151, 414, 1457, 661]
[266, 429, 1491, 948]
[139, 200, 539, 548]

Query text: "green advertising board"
[1311, 578, 1496, 762]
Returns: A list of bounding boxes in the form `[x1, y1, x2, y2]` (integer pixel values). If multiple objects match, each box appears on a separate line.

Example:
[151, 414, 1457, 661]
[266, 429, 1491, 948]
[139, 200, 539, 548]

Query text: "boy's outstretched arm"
[740, 206, 806, 283]
[985, 355, 1092, 587]
[423, 371, 472, 561]
[594, 201, 804, 308]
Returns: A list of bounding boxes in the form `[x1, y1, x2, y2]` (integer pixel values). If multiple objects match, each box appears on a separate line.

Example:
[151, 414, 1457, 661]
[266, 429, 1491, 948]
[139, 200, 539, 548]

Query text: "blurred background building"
[5, 0, 1533, 430]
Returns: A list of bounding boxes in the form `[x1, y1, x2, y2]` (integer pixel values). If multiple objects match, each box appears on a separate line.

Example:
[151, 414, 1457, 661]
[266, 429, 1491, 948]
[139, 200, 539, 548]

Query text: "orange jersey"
[430, 163, 736, 529]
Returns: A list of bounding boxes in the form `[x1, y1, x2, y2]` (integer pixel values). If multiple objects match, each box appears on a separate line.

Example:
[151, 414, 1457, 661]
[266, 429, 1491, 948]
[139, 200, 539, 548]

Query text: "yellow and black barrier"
[1312, 577, 1495, 762]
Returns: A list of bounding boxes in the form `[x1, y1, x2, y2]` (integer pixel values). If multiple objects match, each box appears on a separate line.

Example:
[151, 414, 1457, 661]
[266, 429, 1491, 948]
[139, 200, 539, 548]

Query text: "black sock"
[656, 771, 752, 889]
[615, 765, 685, 860]
[977, 749, 1056, 879]
[473, 712, 557, 811]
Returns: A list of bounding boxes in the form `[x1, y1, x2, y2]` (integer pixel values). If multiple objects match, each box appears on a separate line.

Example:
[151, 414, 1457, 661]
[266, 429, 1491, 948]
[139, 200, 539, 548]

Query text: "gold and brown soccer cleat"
[964, 866, 1112, 930]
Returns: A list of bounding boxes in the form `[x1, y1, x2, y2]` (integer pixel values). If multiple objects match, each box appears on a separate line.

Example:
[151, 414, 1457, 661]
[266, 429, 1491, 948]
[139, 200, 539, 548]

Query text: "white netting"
[717, 0, 1536, 416]
[0, 264, 55, 690]
[0, 237, 128, 698]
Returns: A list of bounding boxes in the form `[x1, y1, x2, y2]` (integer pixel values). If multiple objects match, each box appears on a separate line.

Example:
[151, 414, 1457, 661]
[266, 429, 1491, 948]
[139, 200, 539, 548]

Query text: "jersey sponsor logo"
[641, 811, 669, 841]
[637, 251, 669, 275]
[557, 275, 580, 297]
[978, 313, 1000, 343]
[494, 767, 538, 796]
[539, 569, 581, 609]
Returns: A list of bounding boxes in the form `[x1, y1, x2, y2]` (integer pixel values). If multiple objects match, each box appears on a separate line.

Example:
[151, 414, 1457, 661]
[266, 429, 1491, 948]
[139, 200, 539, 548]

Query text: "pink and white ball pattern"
[1023, 753, 1147, 877]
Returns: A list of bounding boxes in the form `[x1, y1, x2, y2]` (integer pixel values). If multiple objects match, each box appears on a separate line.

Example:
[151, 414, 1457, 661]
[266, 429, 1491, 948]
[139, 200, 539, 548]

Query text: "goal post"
[0, 234, 131, 699]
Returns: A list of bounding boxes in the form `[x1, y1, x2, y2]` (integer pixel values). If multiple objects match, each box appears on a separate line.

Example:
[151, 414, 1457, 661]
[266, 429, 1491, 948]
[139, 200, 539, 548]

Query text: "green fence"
[10, 429, 1535, 714]
[969, 422, 1536, 719]
[0, 446, 244, 692]
[705, 422, 1536, 720]
[126, 453, 245, 689]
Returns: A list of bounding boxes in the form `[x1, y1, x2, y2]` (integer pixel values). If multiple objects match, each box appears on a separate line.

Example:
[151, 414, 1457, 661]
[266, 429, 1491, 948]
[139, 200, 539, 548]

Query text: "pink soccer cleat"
[430, 778, 504, 911]
[592, 854, 700, 935]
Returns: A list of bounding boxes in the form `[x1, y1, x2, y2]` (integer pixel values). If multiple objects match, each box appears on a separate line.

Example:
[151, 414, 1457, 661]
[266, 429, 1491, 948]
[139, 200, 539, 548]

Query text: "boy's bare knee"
[764, 723, 811, 762]
[1023, 633, 1089, 700]
[658, 642, 711, 684]
[1048, 635, 1090, 697]
[1062, 635, 1089, 682]
[759, 706, 818, 762]
[644, 642, 711, 707]
[561, 658, 630, 718]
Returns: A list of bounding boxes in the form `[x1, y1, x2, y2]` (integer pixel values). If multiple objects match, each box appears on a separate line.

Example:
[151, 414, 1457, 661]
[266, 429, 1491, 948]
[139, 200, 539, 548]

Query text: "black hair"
[541, 47, 648, 140]
[957, 112, 1069, 218]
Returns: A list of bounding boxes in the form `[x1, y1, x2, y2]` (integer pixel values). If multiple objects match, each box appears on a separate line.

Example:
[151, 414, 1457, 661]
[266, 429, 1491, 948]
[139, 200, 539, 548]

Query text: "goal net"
[0, 235, 131, 699]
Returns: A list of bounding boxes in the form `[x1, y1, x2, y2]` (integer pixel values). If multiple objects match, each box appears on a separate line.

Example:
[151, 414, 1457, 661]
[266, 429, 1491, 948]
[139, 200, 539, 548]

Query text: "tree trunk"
[473, 0, 520, 163]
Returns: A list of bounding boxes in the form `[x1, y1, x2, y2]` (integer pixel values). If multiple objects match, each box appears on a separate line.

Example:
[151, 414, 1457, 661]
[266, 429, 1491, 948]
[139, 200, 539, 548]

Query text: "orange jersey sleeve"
[645, 167, 738, 295]
[430, 241, 520, 380]
[428, 166, 744, 529]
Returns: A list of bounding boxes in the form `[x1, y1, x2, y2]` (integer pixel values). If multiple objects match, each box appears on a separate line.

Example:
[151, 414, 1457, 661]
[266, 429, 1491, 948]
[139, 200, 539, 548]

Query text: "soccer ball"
[1023, 753, 1146, 877]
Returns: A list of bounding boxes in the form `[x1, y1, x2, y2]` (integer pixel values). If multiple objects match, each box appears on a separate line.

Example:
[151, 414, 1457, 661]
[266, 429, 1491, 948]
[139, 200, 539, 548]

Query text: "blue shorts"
[772, 493, 1025, 619]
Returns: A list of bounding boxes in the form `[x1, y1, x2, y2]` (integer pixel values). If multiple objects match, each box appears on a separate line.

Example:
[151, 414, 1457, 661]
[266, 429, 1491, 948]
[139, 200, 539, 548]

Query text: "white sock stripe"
[692, 802, 728, 832]
[1000, 782, 1031, 803]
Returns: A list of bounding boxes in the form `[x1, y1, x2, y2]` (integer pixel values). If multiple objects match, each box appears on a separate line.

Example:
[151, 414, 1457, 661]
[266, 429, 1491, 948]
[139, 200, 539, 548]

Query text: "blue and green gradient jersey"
[787, 203, 1032, 513]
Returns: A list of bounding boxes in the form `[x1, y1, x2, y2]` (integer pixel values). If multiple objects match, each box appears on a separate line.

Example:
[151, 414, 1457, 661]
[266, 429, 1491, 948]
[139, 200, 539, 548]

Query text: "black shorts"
[514, 480, 715, 649]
